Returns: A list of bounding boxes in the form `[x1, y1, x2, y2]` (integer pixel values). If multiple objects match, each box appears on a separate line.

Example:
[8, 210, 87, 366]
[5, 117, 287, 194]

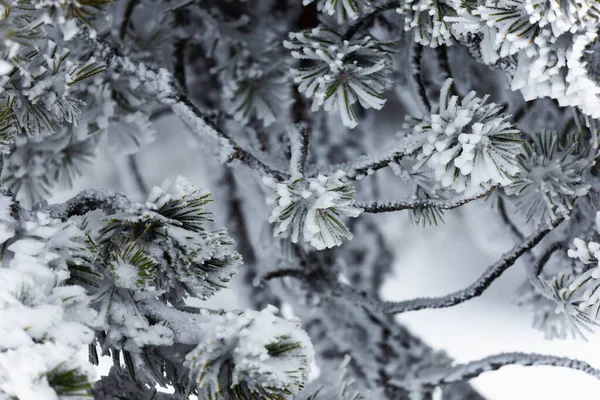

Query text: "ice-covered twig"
[289, 125, 310, 177]
[255, 268, 307, 288]
[377, 217, 564, 314]
[173, 94, 288, 181]
[313, 141, 419, 180]
[390, 353, 600, 390]
[358, 186, 496, 213]
[43, 189, 131, 219]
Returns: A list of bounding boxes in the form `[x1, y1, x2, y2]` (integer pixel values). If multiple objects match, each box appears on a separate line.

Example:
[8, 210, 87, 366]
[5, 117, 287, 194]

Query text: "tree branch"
[92, 36, 289, 182]
[127, 154, 149, 196]
[358, 186, 496, 213]
[44, 189, 131, 220]
[391, 352, 600, 389]
[343, 1, 400, 40]
[377, 217, 564, 314]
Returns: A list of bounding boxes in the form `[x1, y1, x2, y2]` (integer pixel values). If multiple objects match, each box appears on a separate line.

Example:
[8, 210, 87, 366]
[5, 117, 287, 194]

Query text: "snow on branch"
[358, 186, 496, 214]
[377, 217, 564, 314]
[92, 37, 288, 181]
[44, 189, 131, 219]
[390, 353, 600, 390]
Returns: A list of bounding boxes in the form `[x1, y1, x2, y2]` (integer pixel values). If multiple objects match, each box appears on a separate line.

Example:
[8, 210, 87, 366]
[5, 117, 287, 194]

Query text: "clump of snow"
[0, 212, 97, 399]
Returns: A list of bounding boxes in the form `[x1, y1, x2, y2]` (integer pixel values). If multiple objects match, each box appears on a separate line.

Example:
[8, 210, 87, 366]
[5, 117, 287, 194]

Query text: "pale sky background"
[55, 116, 600, 400]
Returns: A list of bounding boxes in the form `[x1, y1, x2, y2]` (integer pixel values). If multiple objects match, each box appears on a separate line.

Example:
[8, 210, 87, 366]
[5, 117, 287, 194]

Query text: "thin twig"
[497, 196, 525, 241]
[257, 268, 307, 287]
[92, 36, 288, 182]
[391, 352, 600, 389]
[173, 94, 288, 181]
[343, 1, 400, 40]
[359, 187, 496, 213]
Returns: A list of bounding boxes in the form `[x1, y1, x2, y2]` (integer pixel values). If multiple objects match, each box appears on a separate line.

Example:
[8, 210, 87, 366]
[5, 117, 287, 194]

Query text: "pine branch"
[359, 187, 496, 213]
[92, 36, 289, 181]
[44, 189, 131, 219]
[390, 353, 600, 389]
[378, 217, 564, 314]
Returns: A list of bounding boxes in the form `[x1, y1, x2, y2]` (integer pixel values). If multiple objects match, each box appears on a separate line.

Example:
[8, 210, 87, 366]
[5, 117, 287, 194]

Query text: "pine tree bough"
[4, 0, 600, 398]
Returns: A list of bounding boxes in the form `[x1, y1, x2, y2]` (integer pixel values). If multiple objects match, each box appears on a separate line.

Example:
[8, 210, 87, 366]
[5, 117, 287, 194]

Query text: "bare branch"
[377, 217, 564, 314]
[172, 94, 289, 181]
[391, 352, 600, 390]
[359, 186, 496, 213]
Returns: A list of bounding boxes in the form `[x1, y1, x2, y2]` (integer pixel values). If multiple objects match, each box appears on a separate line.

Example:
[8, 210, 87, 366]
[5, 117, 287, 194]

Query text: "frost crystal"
[184, 306, 313, 399]
[284, 28, 396, 128]
[408, 79, 523, 194]
[264, 171, 363, 250]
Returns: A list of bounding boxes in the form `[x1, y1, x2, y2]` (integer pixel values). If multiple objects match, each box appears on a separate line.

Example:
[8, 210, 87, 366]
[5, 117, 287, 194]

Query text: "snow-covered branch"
[93, 37, 288, 181]
[391, 353, 600, 390]
[358, 186, 496, 213]
[44, 189, 131, 219]
[377, 217, 564, 314]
